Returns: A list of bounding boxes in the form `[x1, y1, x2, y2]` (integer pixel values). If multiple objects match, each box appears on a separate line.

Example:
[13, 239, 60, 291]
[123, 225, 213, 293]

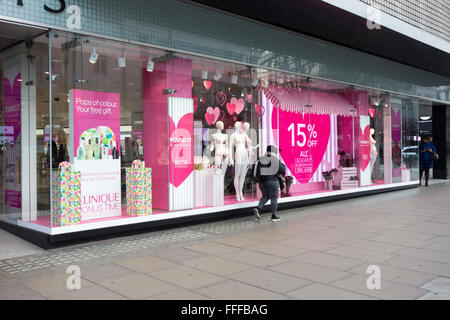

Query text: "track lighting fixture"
[146, 56, 154, 72]
[89, 47, 99, 64]
[117, 53, 126, 68]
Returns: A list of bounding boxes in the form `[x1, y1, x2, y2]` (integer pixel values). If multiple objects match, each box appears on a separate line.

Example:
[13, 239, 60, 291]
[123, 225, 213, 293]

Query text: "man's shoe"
[271, 215, 281, 221]
[253, 208, 261, 220]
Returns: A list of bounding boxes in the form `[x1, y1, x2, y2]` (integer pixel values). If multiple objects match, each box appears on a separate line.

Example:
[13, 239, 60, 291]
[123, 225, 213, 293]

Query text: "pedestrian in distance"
[252, 145, 286, 221]
[419, 136, 437, 187]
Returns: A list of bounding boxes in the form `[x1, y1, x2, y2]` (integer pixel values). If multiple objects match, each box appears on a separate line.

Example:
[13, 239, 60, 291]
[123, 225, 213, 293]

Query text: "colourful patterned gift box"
[51, 162, 81, 227]
[126, 160, 152, 216]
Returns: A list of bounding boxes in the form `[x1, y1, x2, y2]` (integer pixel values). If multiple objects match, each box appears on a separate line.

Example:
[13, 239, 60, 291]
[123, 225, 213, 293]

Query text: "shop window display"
[0, 31, 420, 235]
[189, 58, 258, 207]
[259, 75, 361, 196]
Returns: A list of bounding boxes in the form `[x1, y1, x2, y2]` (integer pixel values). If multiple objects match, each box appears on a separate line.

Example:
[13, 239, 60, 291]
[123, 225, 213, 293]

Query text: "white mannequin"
[229, 122, 250, 201]
[210, 121, 229, 174]
[369, 128, 378, 180]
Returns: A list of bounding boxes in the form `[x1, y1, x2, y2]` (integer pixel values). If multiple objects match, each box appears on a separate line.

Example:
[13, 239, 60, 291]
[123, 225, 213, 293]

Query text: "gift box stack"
[126, 160, 152, 216]
[52, 162, 81, 227]
[340, 167, 358, 190]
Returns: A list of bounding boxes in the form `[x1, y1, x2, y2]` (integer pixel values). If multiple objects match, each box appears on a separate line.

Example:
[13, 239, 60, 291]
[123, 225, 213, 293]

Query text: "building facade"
[0, 0, 448, 247]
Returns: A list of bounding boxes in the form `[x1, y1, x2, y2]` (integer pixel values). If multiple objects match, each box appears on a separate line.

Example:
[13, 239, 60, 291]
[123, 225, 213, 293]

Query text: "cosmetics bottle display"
[76, 145, 86, 160]
[85, 138, 94, 160]
[94, 136, 101, 159]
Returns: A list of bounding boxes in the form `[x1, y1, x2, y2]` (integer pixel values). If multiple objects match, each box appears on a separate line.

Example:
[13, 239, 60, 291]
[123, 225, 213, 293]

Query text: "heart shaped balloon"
[205, 107, 220, 126]
[255, 104, 265, 117]
[226, 102, 236, 115]
[216, 91, 227, 106]
[230, 97, 245, 115]
[203, 80, 212, 90]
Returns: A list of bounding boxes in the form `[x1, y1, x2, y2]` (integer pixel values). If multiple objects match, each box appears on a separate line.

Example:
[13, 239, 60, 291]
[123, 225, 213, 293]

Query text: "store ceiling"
[0, 21, 46, 51]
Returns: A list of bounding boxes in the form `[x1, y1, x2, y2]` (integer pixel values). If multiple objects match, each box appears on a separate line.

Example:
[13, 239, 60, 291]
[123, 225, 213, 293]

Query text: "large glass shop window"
[47, 32, 168, 229]
[186, 55, 258, 209]
[258, 74, 360, 196]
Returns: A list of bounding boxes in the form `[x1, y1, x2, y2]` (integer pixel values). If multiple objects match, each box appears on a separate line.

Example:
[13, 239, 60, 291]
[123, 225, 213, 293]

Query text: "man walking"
[253, 145, 286, 221]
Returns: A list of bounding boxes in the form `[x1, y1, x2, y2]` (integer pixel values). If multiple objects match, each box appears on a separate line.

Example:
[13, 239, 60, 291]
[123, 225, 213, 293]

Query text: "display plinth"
[205, 172, 225, 207]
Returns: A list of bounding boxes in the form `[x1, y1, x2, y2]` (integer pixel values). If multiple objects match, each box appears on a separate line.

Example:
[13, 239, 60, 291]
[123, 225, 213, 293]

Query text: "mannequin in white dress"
[369, 128, 378, 180]
[210, 121, 229, 174]
[229, 122, 250, 201]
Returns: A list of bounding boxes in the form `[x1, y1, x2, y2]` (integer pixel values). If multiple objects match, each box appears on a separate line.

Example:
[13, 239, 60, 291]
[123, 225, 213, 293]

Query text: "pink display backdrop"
[3, 65, 22, 208]
[271, 107, 331, 184]
[143, 58, 192, 211]
[391, 106, 402, 177]
[3, 72, 21, 142]
[71, 89, 121, 154]
[169, 113, 194, 188]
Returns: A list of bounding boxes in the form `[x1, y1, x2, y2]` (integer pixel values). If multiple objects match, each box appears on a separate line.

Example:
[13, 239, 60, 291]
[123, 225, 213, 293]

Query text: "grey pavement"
[0, 180, 450, 300]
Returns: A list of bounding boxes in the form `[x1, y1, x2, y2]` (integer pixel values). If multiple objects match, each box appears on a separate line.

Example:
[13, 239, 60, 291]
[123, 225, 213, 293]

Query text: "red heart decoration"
[205, 107, 220, 126]
[203, 80, 212, 90]
[255, 104, 265, 117]
[359, 125, 371, 171]
[193, 96, 199, 112]
[272, 110, 330, 184]
[231, 97, 245, 115]
[226, 102, 236, 115]
[369, 108, 375, 118]
[169, 113, 194, 188]
[216, 91, 227, 106]
[246, 94, 252, 103]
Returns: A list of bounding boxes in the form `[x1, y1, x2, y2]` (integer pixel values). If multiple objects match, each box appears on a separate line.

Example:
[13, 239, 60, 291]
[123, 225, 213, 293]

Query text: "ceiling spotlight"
[89, 47, 99, 64]
[201, 69, 208, 80]
[213, 67, 222, 81]
[231, 73, 238, 84]
[146, 57, 154, 72]
[117, 53, 126, 68]
[373, 96, 380, 106]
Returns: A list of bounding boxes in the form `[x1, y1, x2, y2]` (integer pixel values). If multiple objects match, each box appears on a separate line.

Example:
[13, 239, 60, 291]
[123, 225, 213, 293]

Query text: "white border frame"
[15, 181, 418, 235]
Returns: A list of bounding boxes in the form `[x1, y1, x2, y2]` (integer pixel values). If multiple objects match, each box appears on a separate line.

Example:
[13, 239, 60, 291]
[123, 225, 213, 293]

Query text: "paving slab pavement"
[0, 181, 450, 299]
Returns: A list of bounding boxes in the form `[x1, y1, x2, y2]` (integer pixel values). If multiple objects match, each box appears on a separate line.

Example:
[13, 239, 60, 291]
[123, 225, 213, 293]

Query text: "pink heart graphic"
[3, 73, 22, 142]
[360, 125, 371, 171]
[231, 97, 244, 115]
[216, 91, 227, 106]
[226, 102, 236, 115]
[272, 110, 330, 184]
[391, 108, 401, 144]
[205, 107, 220, 126]
[255, 104, 265, 117]
[169, 113, 194, 188]
[203, 80, 212, 90]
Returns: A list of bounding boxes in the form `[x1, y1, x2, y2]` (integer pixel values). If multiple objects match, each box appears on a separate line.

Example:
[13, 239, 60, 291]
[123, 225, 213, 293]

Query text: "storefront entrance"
[0, 22, 50, 227]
